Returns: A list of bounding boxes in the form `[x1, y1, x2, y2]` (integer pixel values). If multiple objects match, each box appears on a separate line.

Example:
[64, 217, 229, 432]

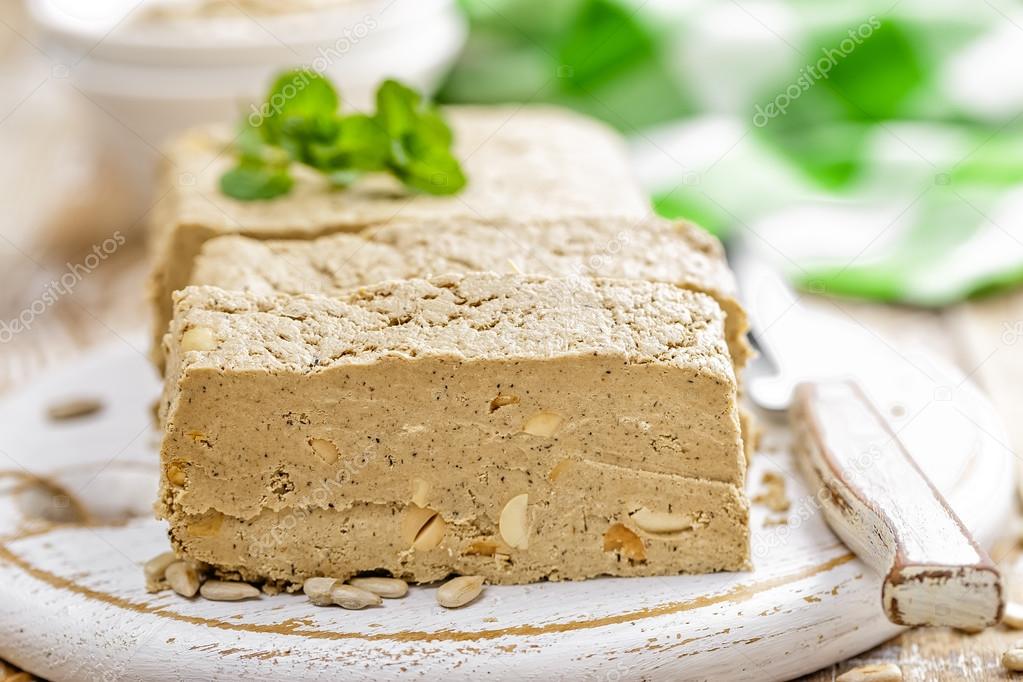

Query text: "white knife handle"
[791, 380, 1003, 629]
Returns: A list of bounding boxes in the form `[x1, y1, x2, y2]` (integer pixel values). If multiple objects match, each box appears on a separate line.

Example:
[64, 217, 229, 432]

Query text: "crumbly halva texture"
[159, 274, 750, 586]
[191, 215, 758, 462]
[191, 215, 752, 370]
[147, 106, 648, 359]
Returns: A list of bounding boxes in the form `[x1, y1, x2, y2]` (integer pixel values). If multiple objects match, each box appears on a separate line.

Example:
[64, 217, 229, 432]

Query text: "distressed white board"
[0, 338, 1013, 681]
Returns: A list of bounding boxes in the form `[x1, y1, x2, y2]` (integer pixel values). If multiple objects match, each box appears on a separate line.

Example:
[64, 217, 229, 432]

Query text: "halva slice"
[190, 215, 752, 371]
[158, 274, 750, 586]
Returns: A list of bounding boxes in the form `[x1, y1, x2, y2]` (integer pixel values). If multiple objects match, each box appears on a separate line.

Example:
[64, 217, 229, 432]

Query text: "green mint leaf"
[280, 112, 340, 145]
[375, 79, 421, 139]
[389, 137, 409, 168]
[235, 121, 291, 166]
[377, 79, 465, 194]
[392, 149, 467, 195]
[220, 162, 294, 201]
[242, 70, 344, 171]
[388, 113, 465, 195]
[337, 114, 391, 170]
[235, 121, 266, 160]
[308, 114, 390, 172]
[260, 69, 339, 140]
[222, 73, 465, 200]
[415, 108, 454, 147]
[376, 79, 454, 151]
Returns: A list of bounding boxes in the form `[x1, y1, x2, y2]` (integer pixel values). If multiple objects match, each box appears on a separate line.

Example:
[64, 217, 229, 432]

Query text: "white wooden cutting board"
[0, 337, 1014, 681]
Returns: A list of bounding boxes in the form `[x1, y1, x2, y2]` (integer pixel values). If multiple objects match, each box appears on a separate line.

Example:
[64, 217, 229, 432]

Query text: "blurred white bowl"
[27, 0, 467, 179]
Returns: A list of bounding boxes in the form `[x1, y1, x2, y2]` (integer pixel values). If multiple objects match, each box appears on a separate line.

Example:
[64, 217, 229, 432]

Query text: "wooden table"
[2, 3, 1023, 680]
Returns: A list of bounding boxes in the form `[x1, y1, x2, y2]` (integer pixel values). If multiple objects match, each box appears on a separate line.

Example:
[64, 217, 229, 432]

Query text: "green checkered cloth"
[440, 0, 1023, 305]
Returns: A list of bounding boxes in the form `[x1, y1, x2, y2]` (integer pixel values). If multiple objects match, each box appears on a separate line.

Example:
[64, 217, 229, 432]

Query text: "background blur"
[440, 0, 1023, 307]
[3, 0, 1022, 319]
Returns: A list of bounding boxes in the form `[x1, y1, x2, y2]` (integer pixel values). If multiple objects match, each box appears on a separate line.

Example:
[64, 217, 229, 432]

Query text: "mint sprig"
[220, 70, 466, 201]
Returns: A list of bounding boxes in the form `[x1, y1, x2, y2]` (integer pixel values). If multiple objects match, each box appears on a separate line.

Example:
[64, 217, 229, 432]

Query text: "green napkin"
[441, 0, 1023, 306]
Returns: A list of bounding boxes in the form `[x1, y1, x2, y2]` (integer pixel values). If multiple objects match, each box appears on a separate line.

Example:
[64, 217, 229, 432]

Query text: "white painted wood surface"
[0, 338, 1014, 682]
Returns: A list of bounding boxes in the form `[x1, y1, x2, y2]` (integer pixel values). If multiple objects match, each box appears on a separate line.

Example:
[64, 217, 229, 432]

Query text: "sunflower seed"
[303, 577, 338, 606]
[181, 326, 217, 352]
[630, 507, 692, 534]
[437, 575, 484, 608]
[1003, 601, 1023, 629]
[498, 494, 529, 550]
[330, 584, 382, 609]
[401, 504, 446, 550]
[46, 397, 103, 421]
[143, 551, 177, 591]
[307, 438, 340, 464]
[200, 580, 260, 601]
[165, 561, 200, 598]
[521, 411, 563, 437]
[1004, 648, 1023, 672]
[349, 577, 408, 599]
[837, 663, 902, 681]
[166, 461, 188, 487]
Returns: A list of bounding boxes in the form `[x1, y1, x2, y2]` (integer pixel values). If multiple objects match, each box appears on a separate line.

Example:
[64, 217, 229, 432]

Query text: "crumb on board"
[753, 471, 791, 514]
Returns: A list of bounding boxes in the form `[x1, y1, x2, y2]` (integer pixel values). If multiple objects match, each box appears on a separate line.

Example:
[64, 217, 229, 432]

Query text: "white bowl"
[27, 0, 467, 180]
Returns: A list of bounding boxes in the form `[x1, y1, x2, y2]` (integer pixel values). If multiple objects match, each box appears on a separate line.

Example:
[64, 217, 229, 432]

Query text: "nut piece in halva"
[603, 524, 646, 562]
[401, 504, 446, 551]
[630, 507, 692, 535]
[521, 411, 564, 437]
[180, 326, 217, 352]
[499, 493, 530, 550]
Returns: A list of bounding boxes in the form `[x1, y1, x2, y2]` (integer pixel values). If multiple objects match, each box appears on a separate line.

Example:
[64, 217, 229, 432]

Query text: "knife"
[731, 243, 1003, 630]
